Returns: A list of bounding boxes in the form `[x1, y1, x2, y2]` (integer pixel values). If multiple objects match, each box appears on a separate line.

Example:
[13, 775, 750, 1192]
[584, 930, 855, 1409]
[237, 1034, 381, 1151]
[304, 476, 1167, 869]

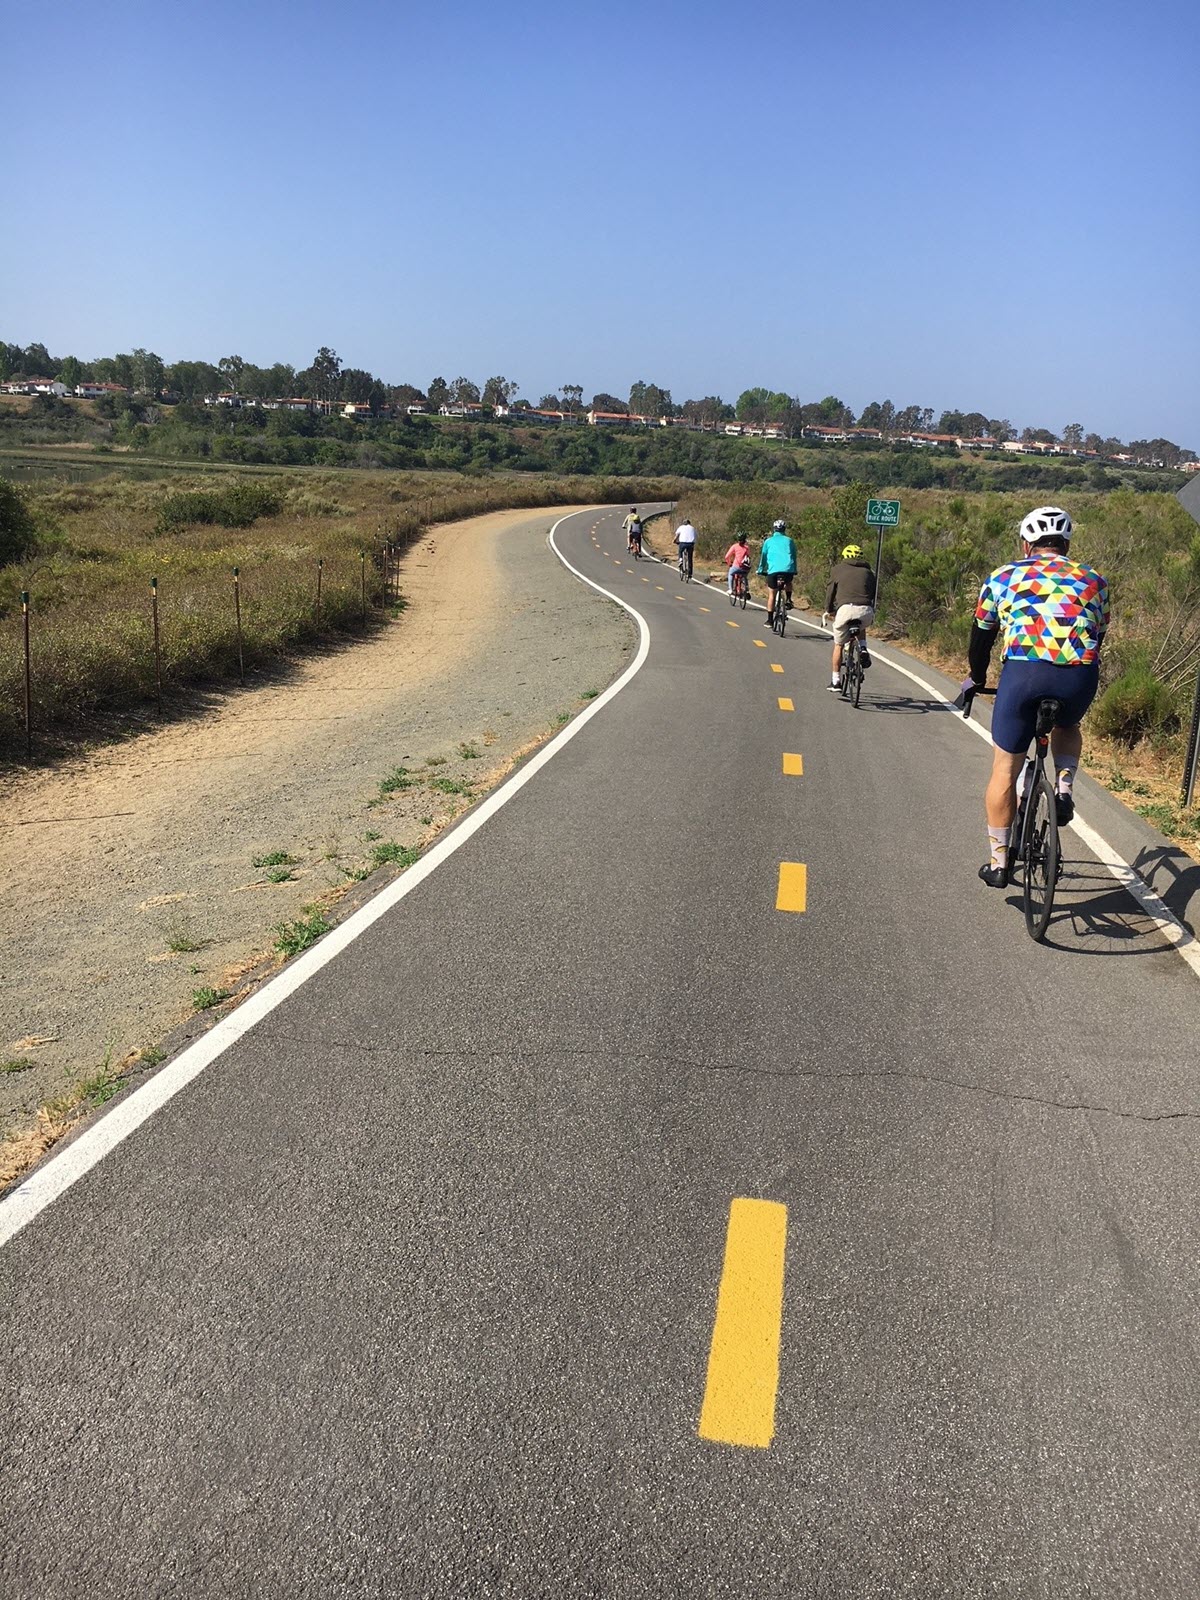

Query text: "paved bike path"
[1, 506, 1198, 1598]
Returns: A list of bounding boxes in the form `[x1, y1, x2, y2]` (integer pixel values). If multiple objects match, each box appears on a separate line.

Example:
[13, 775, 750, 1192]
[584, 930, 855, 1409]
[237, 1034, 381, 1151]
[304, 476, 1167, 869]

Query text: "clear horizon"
[5, 0, 1197, 448]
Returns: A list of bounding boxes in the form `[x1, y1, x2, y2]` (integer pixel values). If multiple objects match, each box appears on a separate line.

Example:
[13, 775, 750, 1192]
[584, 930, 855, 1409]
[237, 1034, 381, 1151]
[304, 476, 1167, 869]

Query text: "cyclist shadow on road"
[1003, 862, 1187, 957]
[860, 694, 946, 715]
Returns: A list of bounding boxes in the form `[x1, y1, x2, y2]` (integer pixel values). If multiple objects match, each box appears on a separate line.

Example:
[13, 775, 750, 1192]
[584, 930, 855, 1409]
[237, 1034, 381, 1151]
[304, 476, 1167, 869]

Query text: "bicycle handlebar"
[956, 682, 996, 719]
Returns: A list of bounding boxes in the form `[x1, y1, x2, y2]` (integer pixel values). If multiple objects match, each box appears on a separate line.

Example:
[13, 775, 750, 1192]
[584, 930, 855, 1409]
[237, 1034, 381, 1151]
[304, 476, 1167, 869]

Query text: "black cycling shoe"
[859, 650, 871, 669]
[978, 863, 1009, 889]
[1055, 792, 1075, 826]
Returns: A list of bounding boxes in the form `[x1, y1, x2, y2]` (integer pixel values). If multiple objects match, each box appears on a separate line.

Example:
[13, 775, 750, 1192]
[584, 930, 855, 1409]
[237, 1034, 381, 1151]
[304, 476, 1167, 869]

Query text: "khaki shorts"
[833, 603, 874, 645]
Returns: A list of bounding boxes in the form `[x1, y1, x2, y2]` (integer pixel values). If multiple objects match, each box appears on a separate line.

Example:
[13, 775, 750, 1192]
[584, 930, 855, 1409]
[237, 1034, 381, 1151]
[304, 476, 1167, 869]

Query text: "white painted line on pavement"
[0, 507, 654, 1250]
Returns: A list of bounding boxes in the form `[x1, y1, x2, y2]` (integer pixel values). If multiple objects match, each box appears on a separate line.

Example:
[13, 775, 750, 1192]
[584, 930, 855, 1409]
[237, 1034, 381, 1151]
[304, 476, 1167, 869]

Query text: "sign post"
[864, 499, 901, 615]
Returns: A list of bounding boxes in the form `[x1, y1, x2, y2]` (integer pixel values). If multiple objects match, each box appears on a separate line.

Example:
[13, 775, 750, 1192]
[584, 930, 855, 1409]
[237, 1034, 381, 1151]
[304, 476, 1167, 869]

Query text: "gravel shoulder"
[0, 505, 632, 1153]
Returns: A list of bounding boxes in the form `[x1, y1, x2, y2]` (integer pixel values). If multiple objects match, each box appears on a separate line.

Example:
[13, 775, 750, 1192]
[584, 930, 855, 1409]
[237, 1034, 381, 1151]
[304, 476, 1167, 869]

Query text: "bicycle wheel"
[775, 602, 786, 637]
[729, 585, 737, 607]
[1021, 768, 1060, 941]
[739, 581, 748, 609]
[852, 647, 864, 708]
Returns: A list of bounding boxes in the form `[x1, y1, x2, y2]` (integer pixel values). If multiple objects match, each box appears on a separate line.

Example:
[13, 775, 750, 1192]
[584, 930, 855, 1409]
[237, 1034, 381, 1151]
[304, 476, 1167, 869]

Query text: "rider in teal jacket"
[756, 521, 797, 626]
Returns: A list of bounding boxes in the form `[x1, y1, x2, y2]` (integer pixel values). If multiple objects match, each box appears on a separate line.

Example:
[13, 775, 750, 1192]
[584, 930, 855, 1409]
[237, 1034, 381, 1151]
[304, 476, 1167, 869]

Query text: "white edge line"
[0, 508, 652, 1250]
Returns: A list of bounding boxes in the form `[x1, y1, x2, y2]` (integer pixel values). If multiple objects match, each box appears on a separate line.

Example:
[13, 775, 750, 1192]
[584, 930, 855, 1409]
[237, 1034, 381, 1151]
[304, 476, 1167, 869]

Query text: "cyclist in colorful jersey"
[965, 506, 1109, 888]
[756, 519, 797, 626]
[823, 543, 877, 689]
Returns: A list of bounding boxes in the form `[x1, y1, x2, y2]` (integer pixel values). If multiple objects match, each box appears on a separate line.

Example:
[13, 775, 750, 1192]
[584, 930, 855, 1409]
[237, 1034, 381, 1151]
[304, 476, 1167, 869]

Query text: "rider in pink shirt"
[724, 536, 752, 595]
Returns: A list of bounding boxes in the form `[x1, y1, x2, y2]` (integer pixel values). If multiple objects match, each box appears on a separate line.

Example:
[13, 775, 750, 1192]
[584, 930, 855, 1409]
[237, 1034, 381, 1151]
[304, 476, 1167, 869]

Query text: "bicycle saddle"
[1035, 698, 1064, 736]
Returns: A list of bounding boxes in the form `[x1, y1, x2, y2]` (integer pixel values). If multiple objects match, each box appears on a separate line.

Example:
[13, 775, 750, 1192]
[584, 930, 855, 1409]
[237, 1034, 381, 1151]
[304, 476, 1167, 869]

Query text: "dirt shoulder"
[0, 505, 631, 1164]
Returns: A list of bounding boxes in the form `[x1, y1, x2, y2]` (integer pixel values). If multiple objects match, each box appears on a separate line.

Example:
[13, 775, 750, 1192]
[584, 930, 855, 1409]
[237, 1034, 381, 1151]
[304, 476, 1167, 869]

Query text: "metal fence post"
[1182, 665, 1200, 808]
[21, 589, 32, 759]
[151, 576, 162, 712]
[233, 567, 245, 684]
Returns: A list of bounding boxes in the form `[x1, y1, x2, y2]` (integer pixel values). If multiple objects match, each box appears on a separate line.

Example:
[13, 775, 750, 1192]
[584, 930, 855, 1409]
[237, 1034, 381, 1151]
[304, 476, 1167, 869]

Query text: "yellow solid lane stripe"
[776, 862, 807, 912]
[771, 663, 784, 674]
[777, 697, 794, 712]
[698, 1198, 787, 1449]
[783, 753, 804, 776]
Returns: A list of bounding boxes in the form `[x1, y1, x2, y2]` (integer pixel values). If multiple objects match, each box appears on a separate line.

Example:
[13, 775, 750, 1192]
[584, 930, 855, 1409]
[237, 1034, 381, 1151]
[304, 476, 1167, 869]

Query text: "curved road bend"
[2, 506, 1198, 1598]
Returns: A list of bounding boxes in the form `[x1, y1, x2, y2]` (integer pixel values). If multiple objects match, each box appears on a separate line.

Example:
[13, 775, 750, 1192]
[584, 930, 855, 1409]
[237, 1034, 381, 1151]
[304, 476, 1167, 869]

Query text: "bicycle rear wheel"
[1021, 769, 1060, 941]
[850, 645, 863, 706]
[739, 581, 748, 609]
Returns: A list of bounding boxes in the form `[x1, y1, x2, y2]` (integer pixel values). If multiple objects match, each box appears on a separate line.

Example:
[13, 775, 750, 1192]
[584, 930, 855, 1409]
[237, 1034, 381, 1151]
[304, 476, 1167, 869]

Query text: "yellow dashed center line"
[699, 1198, 787, 1450]
[727, 620, 739, 628]
[775, 862, 807, 912]
[656, 585, 665, 591]
[699, 606, 710, 613]
[642, 577, 650, 582]
[770, 663, 784, 674]
[777, 697, 794, 711]
[783, 753, 804, 776]
[753, 639, 766, 649]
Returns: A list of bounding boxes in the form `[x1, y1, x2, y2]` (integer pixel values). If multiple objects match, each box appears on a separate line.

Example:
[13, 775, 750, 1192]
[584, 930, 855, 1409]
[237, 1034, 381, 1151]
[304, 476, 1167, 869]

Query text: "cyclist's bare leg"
[985, 748, 1026, 829]
[831, 641, 843, 677]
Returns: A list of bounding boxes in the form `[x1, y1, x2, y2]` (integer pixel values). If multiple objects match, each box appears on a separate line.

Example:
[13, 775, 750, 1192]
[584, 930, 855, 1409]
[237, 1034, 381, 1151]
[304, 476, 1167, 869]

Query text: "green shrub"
[1091, 665, 1178, 744]
[0, 478, 39, 566]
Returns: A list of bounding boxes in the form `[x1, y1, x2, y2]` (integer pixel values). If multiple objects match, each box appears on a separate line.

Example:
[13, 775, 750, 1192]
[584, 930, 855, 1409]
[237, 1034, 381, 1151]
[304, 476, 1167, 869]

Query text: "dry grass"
[0, 468, 663, 758]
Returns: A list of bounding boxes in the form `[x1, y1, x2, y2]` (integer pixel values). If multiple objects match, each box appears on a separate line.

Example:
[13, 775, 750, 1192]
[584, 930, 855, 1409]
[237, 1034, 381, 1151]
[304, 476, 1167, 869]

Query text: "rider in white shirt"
[674, 519, 697, 580]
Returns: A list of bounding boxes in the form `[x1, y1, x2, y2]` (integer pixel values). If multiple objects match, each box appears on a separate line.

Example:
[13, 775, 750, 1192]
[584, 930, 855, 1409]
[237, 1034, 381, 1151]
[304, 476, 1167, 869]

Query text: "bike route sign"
[866, 499, 901, 527]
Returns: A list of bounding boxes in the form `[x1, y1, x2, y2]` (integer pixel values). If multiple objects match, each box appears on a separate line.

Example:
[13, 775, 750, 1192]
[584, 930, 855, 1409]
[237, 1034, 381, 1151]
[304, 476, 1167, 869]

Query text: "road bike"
[770, 588, 788, 637]
[838, 621, 865, 708]
[678, 544, 693, 582]
[729, 568, 750, 609]
[628, 536, 642, 560]
[960, 685, 1064, 941]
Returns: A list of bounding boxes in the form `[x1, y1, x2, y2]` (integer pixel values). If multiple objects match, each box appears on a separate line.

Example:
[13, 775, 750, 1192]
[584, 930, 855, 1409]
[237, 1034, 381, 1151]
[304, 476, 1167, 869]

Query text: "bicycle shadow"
[861, 693, 947, 715]
[1002, 862, 1189, 957]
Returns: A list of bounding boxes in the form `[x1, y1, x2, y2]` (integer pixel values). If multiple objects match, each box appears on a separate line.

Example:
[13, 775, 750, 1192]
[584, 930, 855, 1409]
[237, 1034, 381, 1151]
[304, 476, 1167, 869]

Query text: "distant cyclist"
[756, 519, 797, 627]
[623, 507, 643, 554]
[964, 506, 1109, 888]
[724, 533, 752, 596]
[674, 517, 697, 579]
[823, 544, 877, 690]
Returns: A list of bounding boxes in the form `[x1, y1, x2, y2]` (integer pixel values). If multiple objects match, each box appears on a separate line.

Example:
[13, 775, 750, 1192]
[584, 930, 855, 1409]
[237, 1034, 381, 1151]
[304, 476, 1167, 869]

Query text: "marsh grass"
[0, 467, 661, 758]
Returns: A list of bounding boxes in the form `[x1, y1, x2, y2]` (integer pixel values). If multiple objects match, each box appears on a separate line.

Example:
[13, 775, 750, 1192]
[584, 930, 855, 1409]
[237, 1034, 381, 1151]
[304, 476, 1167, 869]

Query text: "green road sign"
[866, 499, 901, 527]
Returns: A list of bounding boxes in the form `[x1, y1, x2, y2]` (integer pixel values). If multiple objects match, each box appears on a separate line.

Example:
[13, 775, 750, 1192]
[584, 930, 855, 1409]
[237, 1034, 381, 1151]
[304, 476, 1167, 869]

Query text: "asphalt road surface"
[2, 506, 1198, 1599]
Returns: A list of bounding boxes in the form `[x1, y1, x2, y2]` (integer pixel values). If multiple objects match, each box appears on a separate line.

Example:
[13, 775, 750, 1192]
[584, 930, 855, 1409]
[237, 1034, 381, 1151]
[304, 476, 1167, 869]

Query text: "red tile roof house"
[74, 382, 129, 398]
[2, 378, 68, 396]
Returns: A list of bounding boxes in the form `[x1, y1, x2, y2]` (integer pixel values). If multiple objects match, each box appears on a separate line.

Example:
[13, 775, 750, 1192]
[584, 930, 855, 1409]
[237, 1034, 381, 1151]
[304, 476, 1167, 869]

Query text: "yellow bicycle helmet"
[841, 543, 864, 560]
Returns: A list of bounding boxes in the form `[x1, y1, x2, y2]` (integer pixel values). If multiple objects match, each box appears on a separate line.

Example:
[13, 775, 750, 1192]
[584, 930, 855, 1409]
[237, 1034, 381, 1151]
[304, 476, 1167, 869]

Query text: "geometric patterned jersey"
[974, 554, 1110, 666]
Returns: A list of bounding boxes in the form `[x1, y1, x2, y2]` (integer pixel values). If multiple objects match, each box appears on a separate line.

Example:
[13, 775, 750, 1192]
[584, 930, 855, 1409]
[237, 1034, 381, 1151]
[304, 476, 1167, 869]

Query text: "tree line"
[1, 338, 1193, 468]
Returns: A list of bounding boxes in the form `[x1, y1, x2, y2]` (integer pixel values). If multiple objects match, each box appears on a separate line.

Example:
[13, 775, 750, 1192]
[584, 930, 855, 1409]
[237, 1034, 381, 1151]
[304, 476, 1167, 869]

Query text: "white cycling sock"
[988, 826, 1011, 867]
[1056, 757, 1079, 795]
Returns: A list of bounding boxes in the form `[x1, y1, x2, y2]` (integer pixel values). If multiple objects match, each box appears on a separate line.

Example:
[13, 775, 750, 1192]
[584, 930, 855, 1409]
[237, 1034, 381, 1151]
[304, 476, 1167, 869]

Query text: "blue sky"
[5, 0, 1197, 444]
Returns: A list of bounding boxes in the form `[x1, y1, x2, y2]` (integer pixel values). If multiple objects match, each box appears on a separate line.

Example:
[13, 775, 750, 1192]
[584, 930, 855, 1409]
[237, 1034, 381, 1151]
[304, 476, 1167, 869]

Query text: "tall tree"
[560, 383, 583, 413]
[628, 379, 648, 415]
[987, 418, 1015, 443]
[308, 346, 342, 402]
[482, 375, 520, 408]
[427, 376, 451, 410]
[1061, 422, 1084, 449]
[451, 377, 481, 404]
[590, 393, 627, 413]
[22, 342, 54, 376]
[57, 355, 84, 389]
[218, 354, 245, 392]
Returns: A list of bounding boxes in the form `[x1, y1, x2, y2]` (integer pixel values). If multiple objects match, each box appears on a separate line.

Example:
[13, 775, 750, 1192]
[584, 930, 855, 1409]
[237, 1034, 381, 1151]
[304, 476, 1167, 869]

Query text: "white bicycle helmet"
[1020, 505, 1072, 544]
[772, 518, 786, 531]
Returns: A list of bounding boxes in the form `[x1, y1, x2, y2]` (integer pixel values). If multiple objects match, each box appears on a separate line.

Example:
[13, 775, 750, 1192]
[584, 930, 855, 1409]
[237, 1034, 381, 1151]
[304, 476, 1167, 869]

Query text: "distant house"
[2, 377, 68, 397]
[343, 401, 374, 419]
[438, 402, 482, 417]
[588, 409, 634, 427]
[406, 403, 429, 415]
[74, 381, 129, 399]
[283, 397, 315, 412]
[802, 424, 848, 442]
